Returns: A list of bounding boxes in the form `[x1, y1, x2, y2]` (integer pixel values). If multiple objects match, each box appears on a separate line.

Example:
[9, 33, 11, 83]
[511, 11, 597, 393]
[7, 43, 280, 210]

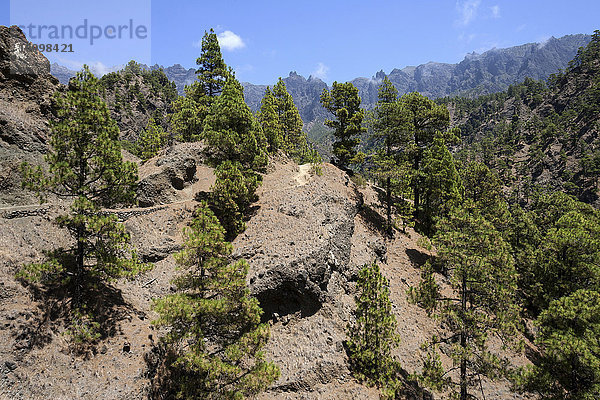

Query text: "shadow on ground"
[15, 249, 134, 355]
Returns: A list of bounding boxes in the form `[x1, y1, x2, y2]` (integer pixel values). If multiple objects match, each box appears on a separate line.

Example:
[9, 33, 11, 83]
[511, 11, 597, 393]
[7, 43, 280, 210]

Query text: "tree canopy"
[321, 81, 365, 170]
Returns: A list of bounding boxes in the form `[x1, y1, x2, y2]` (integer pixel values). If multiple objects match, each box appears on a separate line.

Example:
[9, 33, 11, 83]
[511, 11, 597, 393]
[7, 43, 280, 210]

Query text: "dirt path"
[294, 163, 312, 186]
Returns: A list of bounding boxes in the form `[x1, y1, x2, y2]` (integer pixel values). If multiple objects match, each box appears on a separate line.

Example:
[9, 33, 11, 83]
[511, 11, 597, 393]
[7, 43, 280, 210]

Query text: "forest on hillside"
[3, 23, 600, 400]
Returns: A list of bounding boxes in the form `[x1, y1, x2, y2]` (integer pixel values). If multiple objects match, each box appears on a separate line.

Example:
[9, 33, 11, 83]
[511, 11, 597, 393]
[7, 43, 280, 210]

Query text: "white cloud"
[193, 30, 246, 51]
[455, 0, 481, 26]
[217, 30, 246, 51]
[537, 35, 553, 49]
[56, 58, 119, 76]
[491, 5, 500, 18]
[311, 62, 329, 80]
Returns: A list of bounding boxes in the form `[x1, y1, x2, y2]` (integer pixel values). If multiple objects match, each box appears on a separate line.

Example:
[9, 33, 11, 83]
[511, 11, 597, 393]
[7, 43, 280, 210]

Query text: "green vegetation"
[356, 34, 600, 400]
[320, 81, 366, 170]
[258, 79, 322, 166]
[152, 205, 279, 399]
[410, 202, 520, 400]
[171, 84, 207, 142]
[370, 77, 412, 236]
[347, 261, 402, 398]
[149, 32, 278, 399]
[418, 132, 463, 234]
[195, 28, 229, 101]
[272, 78, 304, 156]
[397, 92, 458, 223]
[202, 75, 268, 171]
[100, 60, 177, 115]
[136, 117, 169, 162]
[258, 86, 283, 152]
[519, 289, 600, 400]
[209, 160, 260, 241]
[403, 35, 600, 399]
[170, 29, 229, 142]
[367, 88, 461, 235]
[20, 66, 150, 341]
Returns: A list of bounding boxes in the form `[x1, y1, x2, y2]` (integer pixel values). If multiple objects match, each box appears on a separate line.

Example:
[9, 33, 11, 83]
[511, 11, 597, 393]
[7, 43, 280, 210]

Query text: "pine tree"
[419, 133, 463, 234]
[505, 203, 542, 311]
[371, 77, 412, 236]
[531, 210, 600, 311]
[202, 75, 268, 171]
[209, 160, 260, 241]
[19, 66, 149, 334]
[170, 82, 208, 142]
[397, 92, 454, 219]
[195, 28, 229, 102]
[137, 117, 168, 162]
[320, 81, 365, 170]
[410, 203, 520, 400]
[520, 289, 600, 399]
[347, 261, 401, 397]
[170, 28, 229, 142]
[461, 161, 510, 232]
[507, 192, 600, 315]
[259, 79, 322, 167]
[272, 78, 304, 157]
[152, 205, 279, 399]
[258, 86, 283, 152]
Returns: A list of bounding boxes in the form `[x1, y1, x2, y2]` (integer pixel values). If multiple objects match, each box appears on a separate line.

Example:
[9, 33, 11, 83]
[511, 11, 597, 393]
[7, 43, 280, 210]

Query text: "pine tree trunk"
[76, 149, 86, 306]
[75, 224, 84, 306]
[386, 176, 392, 237]
[460, 272, 468, 400]
[413, 141, 421, 220]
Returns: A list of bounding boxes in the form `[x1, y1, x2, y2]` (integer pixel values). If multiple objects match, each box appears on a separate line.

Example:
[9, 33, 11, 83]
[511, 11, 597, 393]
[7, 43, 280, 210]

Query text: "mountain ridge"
[50, 33, 592, 124]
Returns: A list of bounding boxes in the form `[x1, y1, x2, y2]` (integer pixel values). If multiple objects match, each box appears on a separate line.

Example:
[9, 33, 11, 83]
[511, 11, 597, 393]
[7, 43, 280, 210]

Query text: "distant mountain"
[156, 64, 197, 95]
[243, 34, 592, 123]
[242, 72, 329, 122]
[362, 34, 592, 102]
[49, 63, 124, 84]
[50, 33, 592, 125]
[443, 32, 600, 208]
[49, 63, 76, 84]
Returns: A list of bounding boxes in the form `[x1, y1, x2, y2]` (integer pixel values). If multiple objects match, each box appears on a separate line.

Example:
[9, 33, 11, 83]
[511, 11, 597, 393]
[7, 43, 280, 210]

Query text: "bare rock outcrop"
[232, 160, 385, 397]
[136, 142, 213, 207]
[0, 26, 60, 206]
[235, 162, 358, 319]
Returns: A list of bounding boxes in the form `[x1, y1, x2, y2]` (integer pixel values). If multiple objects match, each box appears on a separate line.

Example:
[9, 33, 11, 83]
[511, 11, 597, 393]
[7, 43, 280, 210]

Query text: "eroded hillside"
[0, 25, 535, 400]
[0, 149, 531, 400]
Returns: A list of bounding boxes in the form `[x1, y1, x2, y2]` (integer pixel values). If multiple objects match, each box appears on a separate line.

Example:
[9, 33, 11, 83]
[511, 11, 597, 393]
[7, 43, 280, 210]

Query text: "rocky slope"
[446, 32, 600, 209]
[0, 26, 60, 207]
[98, 63, 177, 144]
[2, 149, 540, 400]
[0, 154, 532, 400]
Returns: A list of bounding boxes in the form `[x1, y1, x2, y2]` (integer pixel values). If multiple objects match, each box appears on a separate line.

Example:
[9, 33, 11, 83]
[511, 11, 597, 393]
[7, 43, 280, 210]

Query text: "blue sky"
[1, 0, 599, 84]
